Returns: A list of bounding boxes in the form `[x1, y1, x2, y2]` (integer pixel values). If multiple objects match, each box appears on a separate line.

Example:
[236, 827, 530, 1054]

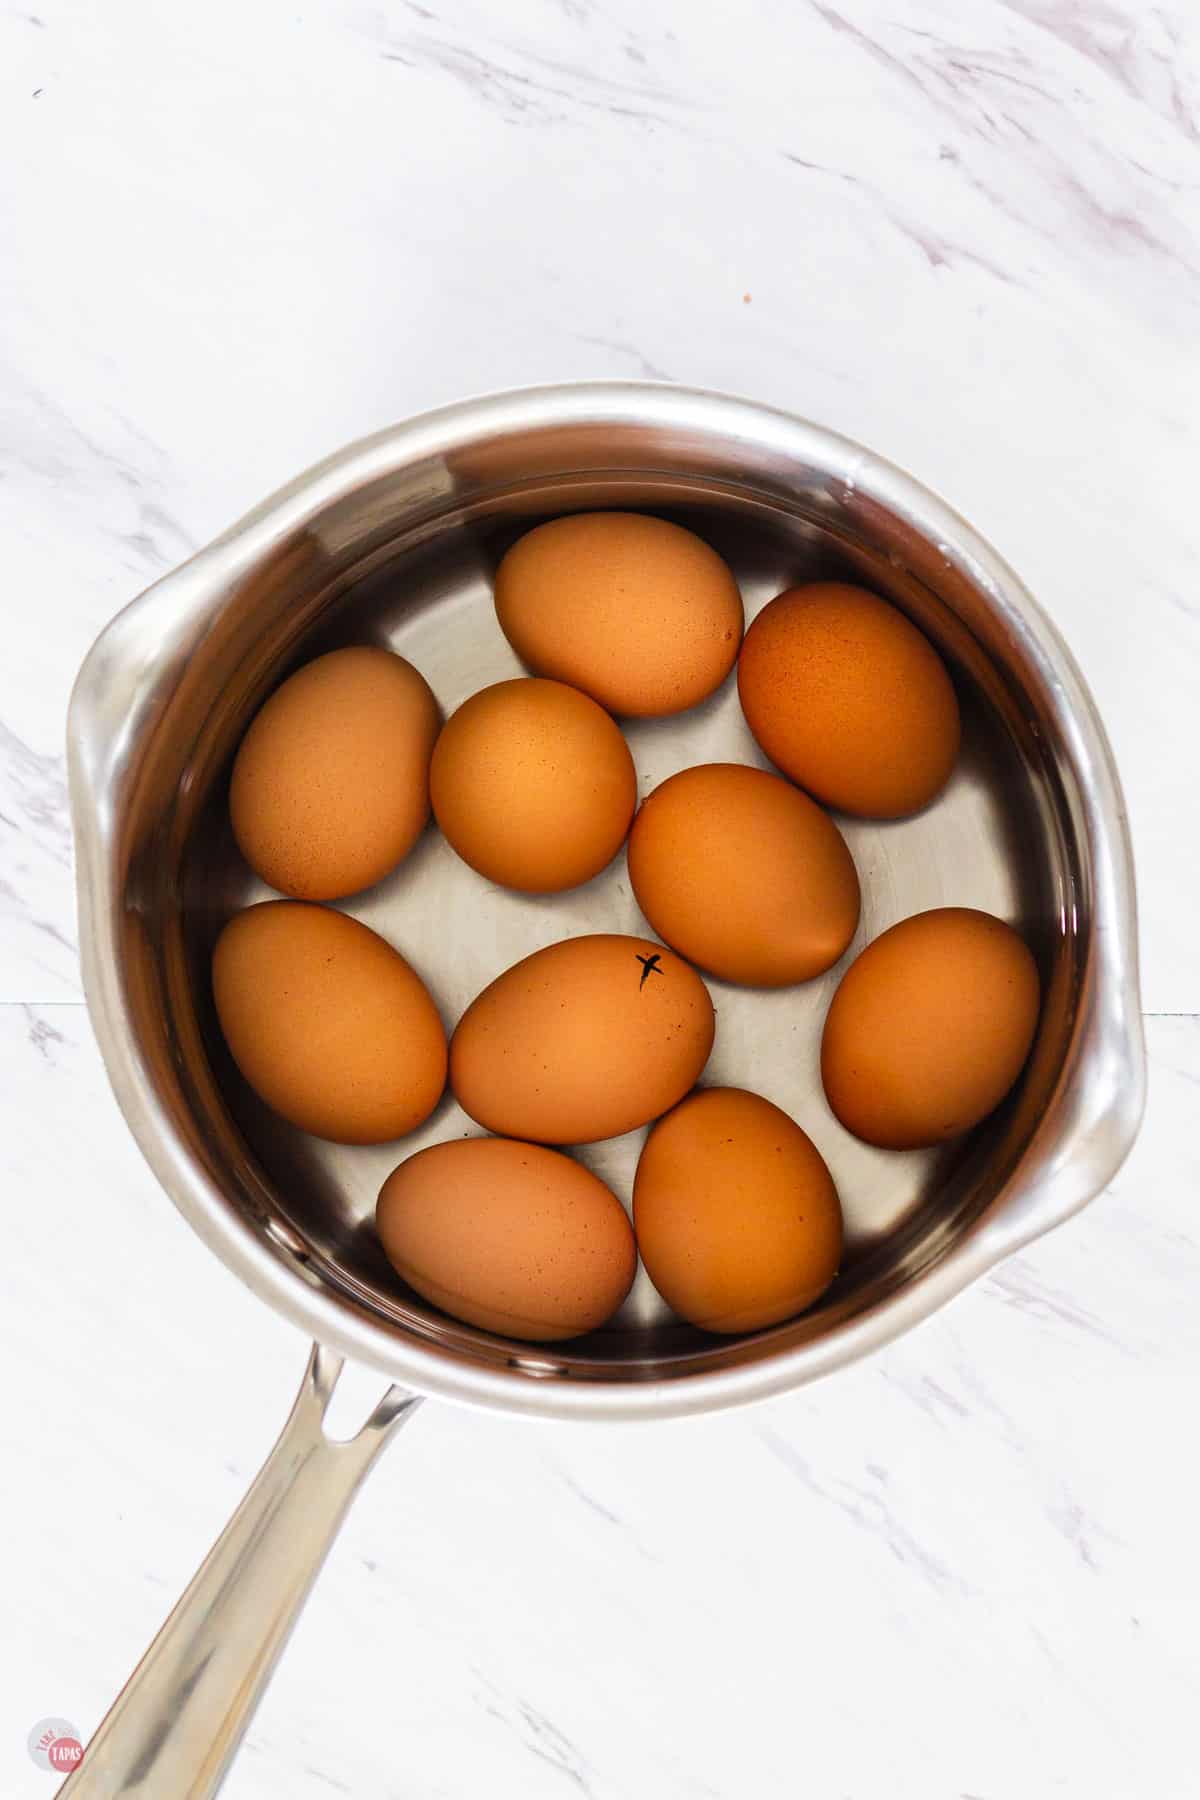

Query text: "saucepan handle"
[57, 1345, 421, 1798]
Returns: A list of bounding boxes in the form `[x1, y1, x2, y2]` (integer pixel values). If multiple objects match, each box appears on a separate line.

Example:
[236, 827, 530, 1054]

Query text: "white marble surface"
[2, 1, 1198, 1795]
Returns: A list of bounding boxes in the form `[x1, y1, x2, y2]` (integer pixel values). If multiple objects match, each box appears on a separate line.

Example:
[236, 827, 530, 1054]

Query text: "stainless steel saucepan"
[63, 383, 1145, 1796]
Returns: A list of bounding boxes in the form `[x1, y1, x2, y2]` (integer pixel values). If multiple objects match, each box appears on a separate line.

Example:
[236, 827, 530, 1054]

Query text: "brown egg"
[627, 763, 860, 986]
[230, 645, 439, 900]
[737, 583, 960, 817]
[821, 907, 1040, 1149]
[494, 512, 743, 717]
[451, 933, 715, 1144]
[634, 1087, 843, 1334]
[377, 1136, 636, 1342]
[212, 901, 446, 1143]
[430, 678, 637, 893]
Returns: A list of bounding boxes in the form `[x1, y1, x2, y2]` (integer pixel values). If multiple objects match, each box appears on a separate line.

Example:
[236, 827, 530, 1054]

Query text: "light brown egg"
[376, 1136, 636, 1342]
[634, 1087, 843, 1334]
[451, 933, 715, 1144]
[494, 512, 743, 717]
[230, 645, 439, 900]
[430, 677, 636, 893]
[627, 762, 860, 986]
[212, 901, 446, 1143]
[821, 907, 1040, 1149]
[737, 583, 960, 817]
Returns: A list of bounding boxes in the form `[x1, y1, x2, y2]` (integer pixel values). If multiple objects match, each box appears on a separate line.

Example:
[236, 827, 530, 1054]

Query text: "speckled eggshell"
[230, 645, 439, 900]
[821, 907, 1041, 1149]
[212, 901, 447, 1143]
[627, 762, 860, 986]
[450, 933, 715, 1144]
[737, 582, 960, 817]
[430, 677, 637, 893]
[634, 1087, 843, 1334]
[494, 512, 743, 717]
[377, 1136, 637, 1342]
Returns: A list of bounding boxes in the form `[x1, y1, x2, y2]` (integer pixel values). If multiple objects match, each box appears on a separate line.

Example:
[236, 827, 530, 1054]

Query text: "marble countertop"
[3, 2, 1197, 1795]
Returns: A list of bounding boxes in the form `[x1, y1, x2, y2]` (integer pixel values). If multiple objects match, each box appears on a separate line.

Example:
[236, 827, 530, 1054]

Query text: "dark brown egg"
[738, 583, 960, 817]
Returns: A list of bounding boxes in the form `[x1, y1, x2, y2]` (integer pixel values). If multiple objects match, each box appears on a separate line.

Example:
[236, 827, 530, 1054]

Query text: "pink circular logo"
[27, 1718, 84, 1774]
[49, 1737, 84, 1772]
